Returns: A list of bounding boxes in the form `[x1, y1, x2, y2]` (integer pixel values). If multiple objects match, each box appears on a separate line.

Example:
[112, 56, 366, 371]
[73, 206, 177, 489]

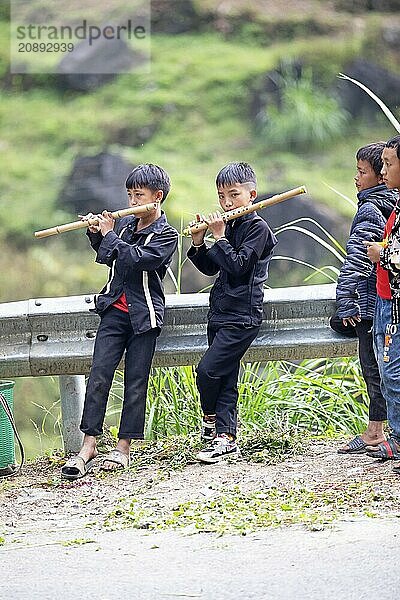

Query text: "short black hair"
[356, 142, 386, 177]
[216, 162, 257, 188]
[125, 163, 171, 202]
[386, 135, 400, 159]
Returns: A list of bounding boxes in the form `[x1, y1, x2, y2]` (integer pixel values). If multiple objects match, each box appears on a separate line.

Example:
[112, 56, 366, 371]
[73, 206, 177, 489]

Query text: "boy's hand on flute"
[206, 211, 226, 241]
[97, 211, 115, 236]
[190, 213, 206, 247]
[79, 212, 101, 234]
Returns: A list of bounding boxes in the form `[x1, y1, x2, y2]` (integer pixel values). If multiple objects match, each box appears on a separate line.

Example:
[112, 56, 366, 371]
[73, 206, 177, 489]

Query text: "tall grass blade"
[322, 182, 357, 209]
[271, 255, 340, 283]
[275, 225, 345, 263]
[275, 217, 346, 255]
[338, 73, 400, 132]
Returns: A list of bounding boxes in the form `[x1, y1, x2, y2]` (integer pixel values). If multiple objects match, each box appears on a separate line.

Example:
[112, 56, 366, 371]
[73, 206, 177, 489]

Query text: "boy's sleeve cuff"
[101, 230, 118, 245]
[187, 243, 207, 258]
[96, 230, 119, 263]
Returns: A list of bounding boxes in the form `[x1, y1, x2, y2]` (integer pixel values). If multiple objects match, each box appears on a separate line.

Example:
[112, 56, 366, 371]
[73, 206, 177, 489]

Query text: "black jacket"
[88, 212, 178, 334]
[335, 185, 397, 320]
[187, 212, 277, 327]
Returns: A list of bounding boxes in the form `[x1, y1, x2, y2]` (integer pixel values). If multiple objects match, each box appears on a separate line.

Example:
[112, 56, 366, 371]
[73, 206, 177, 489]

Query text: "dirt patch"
[1, 438, 400, 545]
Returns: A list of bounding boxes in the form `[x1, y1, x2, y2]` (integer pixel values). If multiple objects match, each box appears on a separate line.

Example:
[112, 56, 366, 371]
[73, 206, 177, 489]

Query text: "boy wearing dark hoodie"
[331, 142, 397, 454]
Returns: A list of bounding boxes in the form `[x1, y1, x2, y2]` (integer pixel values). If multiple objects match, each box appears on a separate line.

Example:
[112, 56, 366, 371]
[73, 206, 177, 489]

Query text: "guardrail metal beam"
[0, 284, 357, 377]
[0, 284, 357, 453]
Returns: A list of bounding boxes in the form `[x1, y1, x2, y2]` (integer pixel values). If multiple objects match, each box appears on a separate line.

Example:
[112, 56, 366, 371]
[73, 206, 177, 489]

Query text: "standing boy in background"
[365, 135, 400, 470]
[62, 164, 178, 479]
[187, 162, 277, 463]
[331, 143, 397, 454]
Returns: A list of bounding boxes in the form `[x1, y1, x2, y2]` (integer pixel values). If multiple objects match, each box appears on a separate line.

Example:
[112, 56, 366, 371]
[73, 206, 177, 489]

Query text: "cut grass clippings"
[105, 481, 394, 536]
[98, 424, 304, 472]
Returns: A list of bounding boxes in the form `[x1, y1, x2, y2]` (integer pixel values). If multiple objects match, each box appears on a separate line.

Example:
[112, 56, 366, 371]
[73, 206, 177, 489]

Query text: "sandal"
[61, 455, 95, 480]
[101, 449, 130, 471]
[366, 438, 400, 460]
[337, 435, 376, 455]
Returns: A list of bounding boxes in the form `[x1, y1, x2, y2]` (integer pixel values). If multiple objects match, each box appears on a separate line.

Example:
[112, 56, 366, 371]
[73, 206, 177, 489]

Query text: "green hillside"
[1, 2, 399, 299]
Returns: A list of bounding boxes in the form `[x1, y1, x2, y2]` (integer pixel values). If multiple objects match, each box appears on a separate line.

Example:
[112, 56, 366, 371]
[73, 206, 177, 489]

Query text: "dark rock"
[258, 192, 348, 282]
[334, 0, 400, 12]
[371, 0, 400, 8]
[103, 122, 158, 147]
[57, 37, 143, 92]
[151, 0, 205, 34]
[382, 24, 400, 50]
[337, 59, 400, 118]
[58, 152, 134, 215]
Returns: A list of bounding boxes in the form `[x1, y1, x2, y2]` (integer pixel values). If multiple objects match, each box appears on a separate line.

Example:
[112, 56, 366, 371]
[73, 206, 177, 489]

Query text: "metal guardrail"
[0, 284, 357, 452]
[0, 284, 356, 377]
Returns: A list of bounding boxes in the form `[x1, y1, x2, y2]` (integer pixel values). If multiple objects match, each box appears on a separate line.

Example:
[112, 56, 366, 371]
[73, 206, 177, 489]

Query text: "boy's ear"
[250, 188, 257, 200]
[155, 190, 164, 202]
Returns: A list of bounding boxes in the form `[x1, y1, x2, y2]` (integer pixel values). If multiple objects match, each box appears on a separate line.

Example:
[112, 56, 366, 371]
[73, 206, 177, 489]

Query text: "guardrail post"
[59, 375, 85, 453]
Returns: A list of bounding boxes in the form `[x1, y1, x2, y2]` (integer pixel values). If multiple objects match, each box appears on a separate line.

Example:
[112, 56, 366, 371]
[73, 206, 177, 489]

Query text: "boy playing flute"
[187, 162, 277, 463]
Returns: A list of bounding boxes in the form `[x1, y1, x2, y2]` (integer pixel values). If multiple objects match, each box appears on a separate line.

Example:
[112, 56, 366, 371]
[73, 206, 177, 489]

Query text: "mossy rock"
[337, 58, 400, 118]
[151, 0, 208, 34]
[334, 0, 400, 12]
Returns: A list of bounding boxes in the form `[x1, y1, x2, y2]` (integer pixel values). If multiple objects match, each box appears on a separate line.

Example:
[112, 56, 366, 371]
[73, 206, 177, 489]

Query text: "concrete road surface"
[1, 518, 399, 599]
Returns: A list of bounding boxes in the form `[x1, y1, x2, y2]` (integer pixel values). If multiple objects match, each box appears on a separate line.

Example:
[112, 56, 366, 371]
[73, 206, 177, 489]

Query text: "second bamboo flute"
[183, 186, 307, 236]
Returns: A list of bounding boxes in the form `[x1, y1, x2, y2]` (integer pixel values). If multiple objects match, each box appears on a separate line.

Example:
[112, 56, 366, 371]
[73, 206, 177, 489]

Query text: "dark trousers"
[80, 306, 158, 439]
[330, 316, 387, 421]
[196, 323, 259, 437]
[357, 319, 387, 421]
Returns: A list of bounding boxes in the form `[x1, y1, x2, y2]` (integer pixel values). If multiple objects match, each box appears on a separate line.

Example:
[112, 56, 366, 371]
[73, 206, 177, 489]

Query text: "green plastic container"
[0, 380, 15, 470]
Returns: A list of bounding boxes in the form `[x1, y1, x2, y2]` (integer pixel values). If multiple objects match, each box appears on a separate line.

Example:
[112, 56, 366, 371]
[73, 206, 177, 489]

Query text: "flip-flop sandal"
[366, 438, 400, 460]
[61, 455, 95, 480]
[101, 449, 130, 471]
[337, 435, 373, 454]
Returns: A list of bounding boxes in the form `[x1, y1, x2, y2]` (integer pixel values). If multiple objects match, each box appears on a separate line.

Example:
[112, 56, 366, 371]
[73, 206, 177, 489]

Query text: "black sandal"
[366, 438, 400, 460]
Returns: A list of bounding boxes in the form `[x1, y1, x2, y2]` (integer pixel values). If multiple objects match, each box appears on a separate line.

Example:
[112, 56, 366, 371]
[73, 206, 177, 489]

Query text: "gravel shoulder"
[1, 438, 400, 547]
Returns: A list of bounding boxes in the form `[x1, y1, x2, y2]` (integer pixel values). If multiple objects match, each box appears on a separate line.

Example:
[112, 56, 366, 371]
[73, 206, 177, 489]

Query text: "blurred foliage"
[263, 68, 349, 150]
[0, 29, 394, 241]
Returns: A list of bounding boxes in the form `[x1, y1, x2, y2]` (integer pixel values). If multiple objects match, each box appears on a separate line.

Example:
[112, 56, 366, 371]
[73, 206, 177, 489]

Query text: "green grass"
[0, 23, 396, 303]
[105, 480, 387, 535]
[103, 358, 369, 444]
[14, 356, 370, 461]
[0, 30, 385, 237]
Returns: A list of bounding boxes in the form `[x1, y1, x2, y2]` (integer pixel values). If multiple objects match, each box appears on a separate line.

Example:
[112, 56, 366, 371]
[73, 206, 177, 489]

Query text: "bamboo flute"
[183, 186, 307, 236]
[34, 202, 160, 239]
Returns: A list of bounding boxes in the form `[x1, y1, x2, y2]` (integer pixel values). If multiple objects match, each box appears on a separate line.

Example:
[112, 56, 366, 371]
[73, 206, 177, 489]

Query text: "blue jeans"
[374, 296, 400, 441]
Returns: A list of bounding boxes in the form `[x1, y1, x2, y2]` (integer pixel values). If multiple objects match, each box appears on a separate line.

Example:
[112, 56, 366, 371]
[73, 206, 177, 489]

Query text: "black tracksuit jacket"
[187, 212, 277, 327]
[88, 212, 178, 334]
